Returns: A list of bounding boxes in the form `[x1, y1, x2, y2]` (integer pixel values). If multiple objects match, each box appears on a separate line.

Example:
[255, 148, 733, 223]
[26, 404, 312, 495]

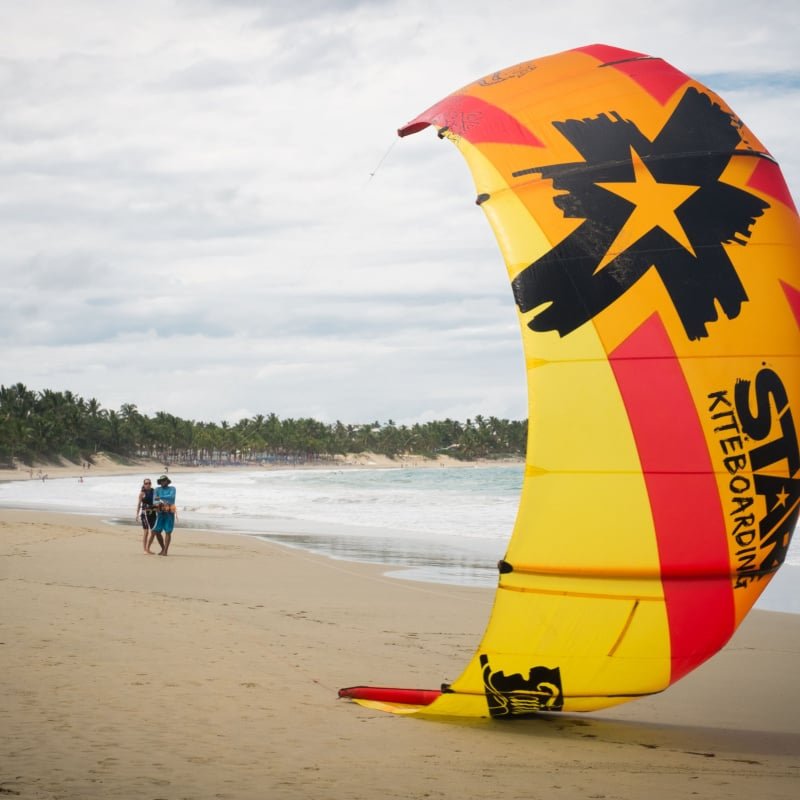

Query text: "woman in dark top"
[136, 479, 162, 553]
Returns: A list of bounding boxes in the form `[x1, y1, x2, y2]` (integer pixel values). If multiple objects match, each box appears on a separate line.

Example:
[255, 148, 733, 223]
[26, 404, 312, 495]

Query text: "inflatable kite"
[339, 44, 800, 717]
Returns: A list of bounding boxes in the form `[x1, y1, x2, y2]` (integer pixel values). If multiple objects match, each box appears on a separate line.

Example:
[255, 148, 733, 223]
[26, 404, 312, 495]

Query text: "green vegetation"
[0, 383, 527, 467]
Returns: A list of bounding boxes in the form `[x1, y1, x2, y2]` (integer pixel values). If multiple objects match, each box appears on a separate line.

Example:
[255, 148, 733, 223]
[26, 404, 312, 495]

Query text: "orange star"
[773, 486, 789, 509]
[595, 147, 700, 272]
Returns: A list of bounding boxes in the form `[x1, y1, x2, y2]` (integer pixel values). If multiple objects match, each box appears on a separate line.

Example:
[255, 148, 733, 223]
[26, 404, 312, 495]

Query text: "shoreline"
[3, 461, 798, 614]
[2, 507, 799, 799]
[6, 502, 800, 613]
[0, 451, 525, 484]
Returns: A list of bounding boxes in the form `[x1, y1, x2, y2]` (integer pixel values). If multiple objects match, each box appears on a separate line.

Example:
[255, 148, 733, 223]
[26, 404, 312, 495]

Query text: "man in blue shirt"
[151, 475, 177, 556]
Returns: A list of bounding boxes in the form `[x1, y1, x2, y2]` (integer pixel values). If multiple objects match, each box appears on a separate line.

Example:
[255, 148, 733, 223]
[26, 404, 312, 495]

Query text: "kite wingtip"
[397, 120, 431, 138]
[338, 685, 442, 705]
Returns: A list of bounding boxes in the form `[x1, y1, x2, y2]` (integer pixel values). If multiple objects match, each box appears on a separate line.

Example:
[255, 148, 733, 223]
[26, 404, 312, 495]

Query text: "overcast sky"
[3, 0, 799, 425]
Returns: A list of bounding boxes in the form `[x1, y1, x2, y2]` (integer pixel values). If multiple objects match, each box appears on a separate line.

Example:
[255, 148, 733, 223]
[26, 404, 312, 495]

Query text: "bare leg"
[161, 532, 171, 556]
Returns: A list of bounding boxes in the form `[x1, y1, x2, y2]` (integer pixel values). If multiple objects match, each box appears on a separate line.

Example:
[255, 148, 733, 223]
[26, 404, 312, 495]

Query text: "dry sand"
[1, 508, 799, 799]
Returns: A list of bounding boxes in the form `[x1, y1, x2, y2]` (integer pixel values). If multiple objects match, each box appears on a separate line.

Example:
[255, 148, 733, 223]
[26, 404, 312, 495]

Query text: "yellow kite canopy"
[339, 44, 800, 717]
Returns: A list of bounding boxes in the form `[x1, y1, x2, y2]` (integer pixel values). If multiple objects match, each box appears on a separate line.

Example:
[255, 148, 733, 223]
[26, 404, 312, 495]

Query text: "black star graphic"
[510, 88, 770, 340]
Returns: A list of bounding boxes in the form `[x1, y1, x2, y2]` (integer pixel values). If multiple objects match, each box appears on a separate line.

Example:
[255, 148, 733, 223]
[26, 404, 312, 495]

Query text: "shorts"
[153, 512, 175, 535]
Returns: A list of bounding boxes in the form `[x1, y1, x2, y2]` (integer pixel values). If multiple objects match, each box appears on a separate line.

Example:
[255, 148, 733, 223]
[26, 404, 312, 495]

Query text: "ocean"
[2, 464, 798, 613]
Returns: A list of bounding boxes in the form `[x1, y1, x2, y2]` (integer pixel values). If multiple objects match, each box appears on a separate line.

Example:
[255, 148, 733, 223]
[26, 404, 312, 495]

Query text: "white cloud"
[2, 0, 799, 423]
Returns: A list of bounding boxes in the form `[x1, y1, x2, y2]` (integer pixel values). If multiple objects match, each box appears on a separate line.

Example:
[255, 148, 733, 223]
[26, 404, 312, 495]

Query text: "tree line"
[0, 383, 527, 467]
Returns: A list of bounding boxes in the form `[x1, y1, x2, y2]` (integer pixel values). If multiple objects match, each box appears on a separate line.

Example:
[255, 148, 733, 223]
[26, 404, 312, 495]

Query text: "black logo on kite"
[479, 63, 536, 87]
[480, 653, 564, 717]
[510, 88, 770, 340]
[709, 366, 800, 586]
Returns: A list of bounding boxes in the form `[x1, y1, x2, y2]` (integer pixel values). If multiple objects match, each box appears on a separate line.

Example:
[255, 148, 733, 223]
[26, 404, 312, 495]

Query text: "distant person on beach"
[136, 479, 162, 554]
[151, 475, 177, 556]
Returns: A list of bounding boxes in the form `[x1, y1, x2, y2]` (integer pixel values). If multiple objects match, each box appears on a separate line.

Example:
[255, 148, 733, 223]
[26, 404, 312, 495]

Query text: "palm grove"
[0, 383, 527, 467]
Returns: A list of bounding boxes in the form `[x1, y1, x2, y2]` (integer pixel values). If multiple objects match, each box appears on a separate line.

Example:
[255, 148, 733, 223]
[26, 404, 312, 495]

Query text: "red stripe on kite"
[610, 314, 734, 683]
[577, 44, 690, 105]
[398, 94, 543, 147]
[746, 158, 798, 213]
[576, 44, 648, 63]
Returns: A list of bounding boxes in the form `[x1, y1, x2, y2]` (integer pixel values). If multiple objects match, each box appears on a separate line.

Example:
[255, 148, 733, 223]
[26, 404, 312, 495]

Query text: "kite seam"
[608, 600, 640, 656]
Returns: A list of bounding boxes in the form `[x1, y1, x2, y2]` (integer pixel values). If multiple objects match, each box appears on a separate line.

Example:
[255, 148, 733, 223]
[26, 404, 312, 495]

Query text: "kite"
[339, 44, 800, 717]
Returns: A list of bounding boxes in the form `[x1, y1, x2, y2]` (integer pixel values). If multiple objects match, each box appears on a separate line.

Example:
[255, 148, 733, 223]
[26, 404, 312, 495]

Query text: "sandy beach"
[1, 508, 799, 800]
[0, 451, 517, 486]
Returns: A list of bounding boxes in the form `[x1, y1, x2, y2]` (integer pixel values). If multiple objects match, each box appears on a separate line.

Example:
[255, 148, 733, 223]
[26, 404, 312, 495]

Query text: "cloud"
[150, 59, 252, 92]
[2, 0, 799, 424]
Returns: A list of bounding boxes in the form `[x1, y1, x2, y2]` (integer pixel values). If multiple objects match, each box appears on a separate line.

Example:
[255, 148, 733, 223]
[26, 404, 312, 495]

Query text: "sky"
[3, 0, 799, 426]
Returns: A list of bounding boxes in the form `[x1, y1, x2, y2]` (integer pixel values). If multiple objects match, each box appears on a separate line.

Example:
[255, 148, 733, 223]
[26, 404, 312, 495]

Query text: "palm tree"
[0, 382, 528, 465]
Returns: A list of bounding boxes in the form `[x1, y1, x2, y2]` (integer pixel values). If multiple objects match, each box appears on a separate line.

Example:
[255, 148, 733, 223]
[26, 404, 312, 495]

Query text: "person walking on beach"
[136, 479, 162, 554]
[151, 475, 177, 556]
